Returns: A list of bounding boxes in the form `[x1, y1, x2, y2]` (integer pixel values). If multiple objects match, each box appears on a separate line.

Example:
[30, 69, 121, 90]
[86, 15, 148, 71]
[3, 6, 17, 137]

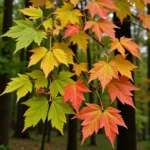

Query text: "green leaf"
[27, 70, 48, 88]
[2, 19, 33, 38]
[50, 71, 74, 97]
[23, 96, 49, 131]
[1, 74, 32, 102]
[48, 96, 75, 134]
[43, 18, 52, 31]
[19, 6, 43, 19]
[14, 28, 47, 53]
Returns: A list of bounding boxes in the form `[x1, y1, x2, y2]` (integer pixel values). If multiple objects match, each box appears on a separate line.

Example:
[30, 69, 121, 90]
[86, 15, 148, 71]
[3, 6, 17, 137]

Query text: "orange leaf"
[73, 103, 127, 148]
[84, 0, 117, 18]
[100, 107, 127, 148]
[29, 0, 45, 7]
[139, 14, 150, 30]
[111, 37, 141, 60]
[84, 19, 118, 40]
[108, 76, 139, 107]
[89, 60, 118, 91]
[64, 25, 80, 38]
[64, 81, 90, 112]
[73, 63, 88, 76]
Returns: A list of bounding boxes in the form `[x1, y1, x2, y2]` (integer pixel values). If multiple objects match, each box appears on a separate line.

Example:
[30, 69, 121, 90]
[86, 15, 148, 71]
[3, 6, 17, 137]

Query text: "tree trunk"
[0, 0, 13, 146]
[113, 14, 137, 150]
[66, 45, 77, 150]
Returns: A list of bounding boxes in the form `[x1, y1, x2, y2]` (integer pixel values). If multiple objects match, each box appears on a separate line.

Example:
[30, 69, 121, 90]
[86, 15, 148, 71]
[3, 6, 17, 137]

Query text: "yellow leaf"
[130, 0, 145, 12]
[70, 31, 90, 53]
[41, 51, 59, 77]
[45, 0, 54, 9]
[28, 47, 48, 67]
[113, 55, 137, 80]
[54, 2, 82, 26]
[43, 18, 52, 31]
[73, 63, 88, 76]
[89, 60, 118, 91]
[52, 49, 68, 65]
[70, 0, 80, 6]
[52, 42, 75, 64]
[19, 6, 43, 19]
[114, 0, 131, 23]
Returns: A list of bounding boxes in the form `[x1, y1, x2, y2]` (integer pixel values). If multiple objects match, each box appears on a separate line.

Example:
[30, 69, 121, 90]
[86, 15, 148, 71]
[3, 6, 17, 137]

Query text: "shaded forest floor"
[9, 131, 149, 150]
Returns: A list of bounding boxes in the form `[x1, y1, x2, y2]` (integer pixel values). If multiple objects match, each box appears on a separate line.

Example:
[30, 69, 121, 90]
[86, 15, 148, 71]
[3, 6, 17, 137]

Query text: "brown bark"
[113, 14, 137, 150]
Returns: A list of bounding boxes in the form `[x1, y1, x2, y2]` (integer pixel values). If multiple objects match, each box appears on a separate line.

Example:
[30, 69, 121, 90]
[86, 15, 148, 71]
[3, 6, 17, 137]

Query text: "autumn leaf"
[89, 60, 118, 91]
[114, 0, 131, 23]
[73, 63, 88, 76]
[28, 47, 48, 67]
[73, 103, 127, 148]
[45, 0, 55, 9]
[52, 42, 75, 64]
[113, 54, 137, 80]
[130, 0, 145, 12]
[19, 6, 43, 19]
[100, 107, 127, 148]
[70, 31, 90, 53]
[64, 80, 90, 112]
[108, 76, 139, 107]
[54, 2, 82, 26]
[84, 19, 118, 40]
[29, 0, 46, 7]
[43, 18, 52, 31]
[40, 51, 59, 77]
[64, 25, 80, 38]
[70, 0, 80, 7]
[84, 0, 117, 18]
[111, 37, 141, 60]
[139, 14, 150, 30]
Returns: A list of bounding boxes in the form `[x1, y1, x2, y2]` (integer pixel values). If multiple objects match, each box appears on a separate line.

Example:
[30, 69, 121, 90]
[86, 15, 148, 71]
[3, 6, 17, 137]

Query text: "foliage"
[1, 0, 150, 148]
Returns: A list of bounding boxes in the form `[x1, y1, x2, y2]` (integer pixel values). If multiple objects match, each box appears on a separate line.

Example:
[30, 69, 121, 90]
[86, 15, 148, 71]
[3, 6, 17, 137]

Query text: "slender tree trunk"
[0, 0, 13, 146]
[147, 4, 150, 140]
[113, 14, 137, 150]
[66, 45, 77, 150]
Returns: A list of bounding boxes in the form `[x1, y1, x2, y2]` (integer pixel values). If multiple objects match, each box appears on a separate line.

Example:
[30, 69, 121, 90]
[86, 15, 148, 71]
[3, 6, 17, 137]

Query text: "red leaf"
[64, 80, 90, 112]
[73, 103, 127, 148]
[108, 76, 139, 107]
[64, 25, 80, 38]
[84, 19, 118, 40]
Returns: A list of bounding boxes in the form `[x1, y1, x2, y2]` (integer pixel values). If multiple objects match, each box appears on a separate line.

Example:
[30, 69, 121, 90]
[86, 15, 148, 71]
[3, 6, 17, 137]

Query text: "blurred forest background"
[0, 0, 150, 150]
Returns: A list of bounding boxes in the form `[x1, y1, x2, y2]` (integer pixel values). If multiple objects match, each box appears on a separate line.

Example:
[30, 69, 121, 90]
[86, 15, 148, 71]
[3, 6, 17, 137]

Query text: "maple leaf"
[19, 6, 43, 19]
[113, 54, 137, 80]
[64, 80, 90, 112]
[84, 19, 118, 40]
[89, 60, 118, 91]
[54, 2, 82, 27]
[114, 0, 131, 23]
[28, 47, 48, 67]
[23, 96, 49, 131]
[50, 71, 74, 97]
[45, 0, 54, 9]
[73, 103, 127, 148]
[43, 18, 52, 31]
[29, 0, 46, 7]
[100, 107, 127, 148]
[70, 0, 80, 7]
[48, 97, 75, 134]
[70, 31, 90, 53]
[1, 74, 32, 102]
[40, 51, 59, 77]
[52, 42, 75, 64]
[73, 63, 88, 76]
[64, 25, 80, 38]
[111, 37, 141, 60]
[139, 14, 150, 30]
[108, 76, 139, 107]
[84, 0, 117, 18]
[27, 70, 48, 89]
